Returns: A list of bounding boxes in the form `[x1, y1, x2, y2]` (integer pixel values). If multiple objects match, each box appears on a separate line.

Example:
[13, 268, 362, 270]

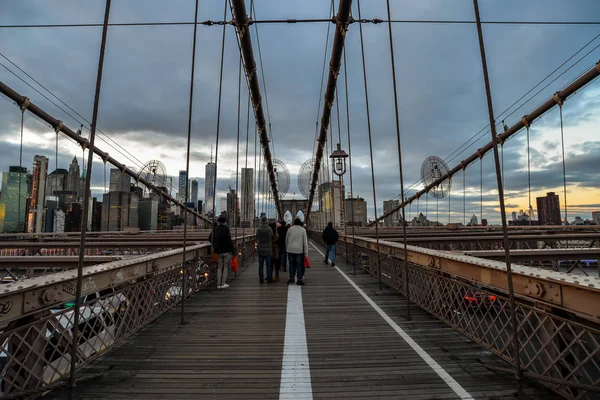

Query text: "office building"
[66, 156, 80, 194]
[45, 168, 68, 197]
[53, 209, 65, 233]
[470, 215, 479, 226]
[383, 199, 400, 227]
[241, 168, 254, 223]
[0, 166, 28, 233]
[177, 170, 188, 204]
[205, 160, 216, 215]
[109, 168, 131, 193]
[139, 199, 158, 230]
[27, 155, 48, 233]
[101, 191, 139, 231]
[592, 211, 600, 224]
[65, 202, 83, 232]
[191, 180, 198, 208]
[344, 197, 367, 227]
[197, 200, 203, 215]
[226, 190, 239, 227]
[536, 192, 561, 225]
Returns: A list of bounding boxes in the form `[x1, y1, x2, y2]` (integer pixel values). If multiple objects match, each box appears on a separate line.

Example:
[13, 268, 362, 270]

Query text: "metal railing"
[0, 235, 255, 398]
[310, 232, 600, 399]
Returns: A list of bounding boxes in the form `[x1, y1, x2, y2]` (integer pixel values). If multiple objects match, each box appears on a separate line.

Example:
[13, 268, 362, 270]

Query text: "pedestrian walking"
[277, 220, 288, 272]
[322, 221, 339, 266]
[285, 218, 308, 285]
[256, 216, 274, 283]
[208, 216, 235, 289]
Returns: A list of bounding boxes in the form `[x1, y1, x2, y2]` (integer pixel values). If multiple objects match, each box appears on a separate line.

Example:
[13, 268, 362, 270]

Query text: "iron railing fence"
[0, 235, 255, 398]
[310, 232, 600, 400]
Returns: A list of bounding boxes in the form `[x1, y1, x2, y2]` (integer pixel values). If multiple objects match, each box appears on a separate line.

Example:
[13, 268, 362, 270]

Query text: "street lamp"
[329, 143, 348, 230]
[330, 143, 348, 177]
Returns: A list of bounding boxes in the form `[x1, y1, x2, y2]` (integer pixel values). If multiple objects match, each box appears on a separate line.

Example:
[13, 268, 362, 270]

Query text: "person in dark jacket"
[322, 222, 339, 266]
[208, 216, 235, 289]
[269, 222, 280, 281]
[277, 221, 288, 272]
[256, 217, 273, 283]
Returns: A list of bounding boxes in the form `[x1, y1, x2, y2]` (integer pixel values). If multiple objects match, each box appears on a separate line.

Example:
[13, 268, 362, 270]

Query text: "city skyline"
[1, 1, 600, 224]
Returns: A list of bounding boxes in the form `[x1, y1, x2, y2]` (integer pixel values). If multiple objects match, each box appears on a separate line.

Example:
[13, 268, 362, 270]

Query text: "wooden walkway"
[49, 242, 553, 399]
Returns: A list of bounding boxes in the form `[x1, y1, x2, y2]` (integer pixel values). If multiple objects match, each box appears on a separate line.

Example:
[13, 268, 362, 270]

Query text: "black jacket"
[209, 223, 235, 254]
[277, 225, 288, 247]
[322, 226, 339, 245]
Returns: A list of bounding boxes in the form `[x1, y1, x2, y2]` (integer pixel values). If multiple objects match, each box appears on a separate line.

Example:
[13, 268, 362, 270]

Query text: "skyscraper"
[45, 168, 68, 197]
[383, 199, 400, 227]
[205, 160, 216, 215]
[178, 170, 188, 204]
[191, 180, 198, 208]
[27, 155, 48, 233]
[109, 168, 131, 192]
[0, 166, 28, 233]
[101, 191, 139, 231]
[226, 189, 239, 227]
[66, 156, 80, 193]
[344, 197, 367, 227]
[536, 192, 561, 225]
[241, 168, 254, 223]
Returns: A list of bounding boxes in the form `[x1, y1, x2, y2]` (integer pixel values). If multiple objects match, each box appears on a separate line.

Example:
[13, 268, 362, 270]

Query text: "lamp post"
[330, 143, 348, 229]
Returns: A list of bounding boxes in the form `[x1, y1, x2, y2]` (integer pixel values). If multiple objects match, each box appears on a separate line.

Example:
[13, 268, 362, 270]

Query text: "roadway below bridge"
[48, 242, 550, 399]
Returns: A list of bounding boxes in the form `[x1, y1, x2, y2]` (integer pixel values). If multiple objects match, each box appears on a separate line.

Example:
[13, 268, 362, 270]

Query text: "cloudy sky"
[1, 0, 599, 223]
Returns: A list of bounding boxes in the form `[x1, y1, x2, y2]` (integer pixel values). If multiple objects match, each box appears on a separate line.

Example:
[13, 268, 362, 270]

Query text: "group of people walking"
[209, 215, 339, 288]
[256, 217, 309, 285]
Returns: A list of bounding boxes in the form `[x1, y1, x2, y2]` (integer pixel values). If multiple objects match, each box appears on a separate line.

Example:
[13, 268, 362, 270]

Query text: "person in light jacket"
[285, 218, 308, 285]
[256, 217, 274, 283]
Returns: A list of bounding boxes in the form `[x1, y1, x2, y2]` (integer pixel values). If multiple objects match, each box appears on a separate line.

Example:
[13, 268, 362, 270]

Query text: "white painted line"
[279, 284, 313, 400]
[310, 242, 474, 400]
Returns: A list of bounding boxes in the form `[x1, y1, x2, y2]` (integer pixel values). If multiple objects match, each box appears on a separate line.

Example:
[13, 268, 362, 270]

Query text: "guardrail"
[0, 234, 255, 398]
[310, 232, 600, 400]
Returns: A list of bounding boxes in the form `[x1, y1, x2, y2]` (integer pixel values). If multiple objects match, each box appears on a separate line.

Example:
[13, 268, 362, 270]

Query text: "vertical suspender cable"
[472, 0, 522, 390]
[253, 123, 257, 225]
[69, 0, 111, 394]
[242, 92, 250, 264]
[234, 49, 243, 275]
[211, 0, 228, 285]
[342, 47, 357, 275]
[480, 157, 483, 224]
[329, 117, 336, 227]
[385, 0, 411, 319]
[448, 186, 451, 224]
[526, 125, 531, 225]
[558, 101, 568, 224]
[181, 0, 200, 325]
[463, 169, 466, 225]
[356, 0, 382, 290]
[18, 109, 24, 233]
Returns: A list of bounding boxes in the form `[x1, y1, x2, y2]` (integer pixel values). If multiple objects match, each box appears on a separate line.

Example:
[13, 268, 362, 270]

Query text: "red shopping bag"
[231, 256, 239, 273]
[303, 257, 311, 268]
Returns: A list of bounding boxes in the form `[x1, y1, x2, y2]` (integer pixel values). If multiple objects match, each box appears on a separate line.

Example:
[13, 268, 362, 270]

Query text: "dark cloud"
[1, 0, 600, 223]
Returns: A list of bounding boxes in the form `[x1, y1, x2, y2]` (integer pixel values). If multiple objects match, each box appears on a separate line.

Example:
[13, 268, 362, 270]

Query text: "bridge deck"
[49, 241, 551, 399]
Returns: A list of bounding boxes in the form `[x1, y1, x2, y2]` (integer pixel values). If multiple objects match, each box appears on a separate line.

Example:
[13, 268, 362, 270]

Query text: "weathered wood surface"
[47, 242, 552, 399]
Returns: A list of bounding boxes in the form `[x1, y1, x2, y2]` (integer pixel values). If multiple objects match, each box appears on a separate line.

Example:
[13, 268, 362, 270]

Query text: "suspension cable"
[357, 0, 383, 290]
[385, 0, 411, 319]
[526, 124, 532, 225]
[180, 0, 200, 325]
[18, 108, 25, 233]
[342, 46, 357, 275]
[211, 0, 228, 266]
[558, 100, 568, 223]
[69, 0, 111, 395]
[472, 0, 522, 391]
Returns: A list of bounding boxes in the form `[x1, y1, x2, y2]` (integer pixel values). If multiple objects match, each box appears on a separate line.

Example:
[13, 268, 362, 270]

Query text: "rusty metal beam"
[371, 60, 600, 226]
[345, 235, 600, 321]
[0, 255, 119, 269]
[306, 0, 353, 217]
[0, 81, 212, 227]
[0, 234, 255, 325]
[230, 0, 281, 219]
